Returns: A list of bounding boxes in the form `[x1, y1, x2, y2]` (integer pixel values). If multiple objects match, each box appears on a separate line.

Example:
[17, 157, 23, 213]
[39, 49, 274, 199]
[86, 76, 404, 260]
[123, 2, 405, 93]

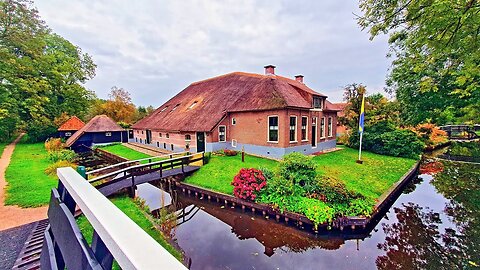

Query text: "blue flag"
[358, 95, 365, 134]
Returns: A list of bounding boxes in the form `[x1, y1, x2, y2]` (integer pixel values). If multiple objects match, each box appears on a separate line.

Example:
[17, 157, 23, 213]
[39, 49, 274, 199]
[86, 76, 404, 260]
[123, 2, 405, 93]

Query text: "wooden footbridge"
[439, 124, 480, 140]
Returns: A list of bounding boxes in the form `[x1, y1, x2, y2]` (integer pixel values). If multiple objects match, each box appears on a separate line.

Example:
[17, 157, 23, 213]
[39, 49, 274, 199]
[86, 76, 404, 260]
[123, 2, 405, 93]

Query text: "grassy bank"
[77, 195, 183, 266]
[184, 154, 278, 194]
[98, 144, 152, 161]
[5, 140, 57, 207]
[313, 147, 417, 199]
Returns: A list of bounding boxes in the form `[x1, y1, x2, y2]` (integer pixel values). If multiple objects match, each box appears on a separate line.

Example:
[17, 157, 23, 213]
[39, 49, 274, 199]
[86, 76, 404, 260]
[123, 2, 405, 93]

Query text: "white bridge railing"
[41, 167, 187, 270]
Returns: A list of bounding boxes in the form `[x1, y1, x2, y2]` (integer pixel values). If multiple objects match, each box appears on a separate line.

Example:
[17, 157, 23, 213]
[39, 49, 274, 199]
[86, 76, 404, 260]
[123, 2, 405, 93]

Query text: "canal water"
[137, 158, 480, 270]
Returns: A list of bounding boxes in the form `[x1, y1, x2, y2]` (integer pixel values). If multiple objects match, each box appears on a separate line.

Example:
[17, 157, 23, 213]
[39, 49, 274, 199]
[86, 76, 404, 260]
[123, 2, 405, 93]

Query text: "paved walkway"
[0, 134, 48, 231]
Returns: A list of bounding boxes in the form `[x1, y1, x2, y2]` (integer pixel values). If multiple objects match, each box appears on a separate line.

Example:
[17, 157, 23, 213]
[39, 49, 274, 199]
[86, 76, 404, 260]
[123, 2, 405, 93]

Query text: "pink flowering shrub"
[231, 168, 266, 201]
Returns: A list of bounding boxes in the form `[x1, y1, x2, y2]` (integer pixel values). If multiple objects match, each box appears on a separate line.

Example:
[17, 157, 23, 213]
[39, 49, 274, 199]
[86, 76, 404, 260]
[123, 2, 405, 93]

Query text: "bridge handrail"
[86, 151, 189, 175]
[88, 153, 204, 184]
[57, 167, 187, 269]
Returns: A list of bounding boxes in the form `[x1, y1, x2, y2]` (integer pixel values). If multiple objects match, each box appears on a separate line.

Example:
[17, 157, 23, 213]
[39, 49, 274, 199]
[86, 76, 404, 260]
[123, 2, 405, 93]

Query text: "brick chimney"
[264, 65, 276, 75]
[295, 75, 304, 83]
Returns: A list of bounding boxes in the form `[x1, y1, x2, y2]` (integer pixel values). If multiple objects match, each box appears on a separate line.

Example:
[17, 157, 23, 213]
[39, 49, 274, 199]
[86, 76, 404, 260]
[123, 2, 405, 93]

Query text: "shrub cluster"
[348, 120, 424, 159]
[223, 149, 238, 156]
[411, 123, 448, 148]
[448, 141, 480, 157]
[44, 138, 77, 176]
[231, 168, 266, 201]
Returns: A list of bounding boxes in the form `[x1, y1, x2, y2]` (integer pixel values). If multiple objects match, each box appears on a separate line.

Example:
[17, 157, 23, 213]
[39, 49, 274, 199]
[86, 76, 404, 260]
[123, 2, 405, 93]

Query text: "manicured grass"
[184, 154, 278, 194]
[313, 148, 417, 199]
[5, 141, 57, 207]
[99, 144, 152, 161]
[185, 148, 417, 200]
[77, 195, 182, 265]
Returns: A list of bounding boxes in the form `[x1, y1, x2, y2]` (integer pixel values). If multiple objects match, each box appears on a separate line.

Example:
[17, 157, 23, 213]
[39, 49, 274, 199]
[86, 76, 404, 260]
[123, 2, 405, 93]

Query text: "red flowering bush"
[224, 149, 238, 156]
[231, 168, 266, 201]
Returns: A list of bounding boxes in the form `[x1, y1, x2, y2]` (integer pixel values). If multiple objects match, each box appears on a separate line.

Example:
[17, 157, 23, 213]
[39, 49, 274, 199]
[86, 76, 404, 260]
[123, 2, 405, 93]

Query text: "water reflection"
[136, 158, 479, 270]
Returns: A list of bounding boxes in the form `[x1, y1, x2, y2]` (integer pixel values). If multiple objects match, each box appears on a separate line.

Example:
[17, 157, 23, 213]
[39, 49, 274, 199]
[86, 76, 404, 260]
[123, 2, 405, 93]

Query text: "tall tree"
[358, 0, 480, 125]
[100, 86, 137, 123]
[0, 0, 96, 141]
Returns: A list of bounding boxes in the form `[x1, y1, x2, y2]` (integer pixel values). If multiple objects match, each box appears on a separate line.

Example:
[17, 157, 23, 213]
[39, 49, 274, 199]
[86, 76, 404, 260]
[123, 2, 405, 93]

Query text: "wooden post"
[241, 146, 245, 162]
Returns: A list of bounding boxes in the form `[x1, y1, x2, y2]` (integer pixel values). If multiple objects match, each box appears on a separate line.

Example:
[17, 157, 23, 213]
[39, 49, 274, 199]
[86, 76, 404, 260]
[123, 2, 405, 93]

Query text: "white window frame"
[105, 132, 112, 137]
[267, 115, 279, 143]
[65, 132, 72, 137]
[185, 134, 191, 142]
[328, 116, 333, 137]
[301, 116, 308, 141]
[320, 117, 326, 139]
[289, 115, 297, 143]
[232, 118, 236, 125]
[231, 139, 237, 148]
[218, 125, 226, 142]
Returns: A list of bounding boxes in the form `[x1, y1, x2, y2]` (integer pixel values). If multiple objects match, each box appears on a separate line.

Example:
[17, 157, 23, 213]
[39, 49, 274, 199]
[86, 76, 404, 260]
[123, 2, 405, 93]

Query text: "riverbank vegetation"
[447, 141, 480, 157]
[185, 148, 417, 227]
[77, 195, 183, 268]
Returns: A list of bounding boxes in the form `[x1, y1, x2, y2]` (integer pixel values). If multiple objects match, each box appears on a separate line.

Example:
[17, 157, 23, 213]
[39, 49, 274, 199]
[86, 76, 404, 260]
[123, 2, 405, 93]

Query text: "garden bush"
[45, 138, 65, 152]
[279, 152, 317, 188]
[309, 176, 362, 204]
[48, 149, 77, 163]
[348, 120, 424, 159]
[412, 123, 448, 148]
[231, 168, 266, 201]
[448, 141, 480, 157]
[223, 149, 238, 156]
[45, 160, 77, 176]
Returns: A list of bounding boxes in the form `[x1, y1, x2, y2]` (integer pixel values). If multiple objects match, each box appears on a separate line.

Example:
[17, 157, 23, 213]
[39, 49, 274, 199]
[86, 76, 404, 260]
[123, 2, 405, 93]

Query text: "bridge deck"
[98, 165, 200, 197]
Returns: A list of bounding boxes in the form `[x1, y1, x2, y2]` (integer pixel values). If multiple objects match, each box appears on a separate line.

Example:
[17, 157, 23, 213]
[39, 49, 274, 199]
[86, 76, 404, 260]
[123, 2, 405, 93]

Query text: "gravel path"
[0, 134, 48, 231]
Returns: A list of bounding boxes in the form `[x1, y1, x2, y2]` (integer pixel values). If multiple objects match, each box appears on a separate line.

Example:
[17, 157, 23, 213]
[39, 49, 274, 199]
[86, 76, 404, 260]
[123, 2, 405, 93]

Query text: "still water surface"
[138, 158, 479, 270]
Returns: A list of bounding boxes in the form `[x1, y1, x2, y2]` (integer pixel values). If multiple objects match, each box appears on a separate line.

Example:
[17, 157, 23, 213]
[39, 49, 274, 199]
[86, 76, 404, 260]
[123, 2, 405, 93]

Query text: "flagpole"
[356, 94, 365, 164]
[358, 132, 363, 161]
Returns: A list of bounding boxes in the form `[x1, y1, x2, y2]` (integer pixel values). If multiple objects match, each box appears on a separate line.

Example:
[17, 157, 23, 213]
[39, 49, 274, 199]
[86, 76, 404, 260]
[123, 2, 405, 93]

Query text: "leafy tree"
[358, 0, 480, 125]
[0, 0, 96, 141]
[96, 86, 137, 123]
[339, 83, 366, 129]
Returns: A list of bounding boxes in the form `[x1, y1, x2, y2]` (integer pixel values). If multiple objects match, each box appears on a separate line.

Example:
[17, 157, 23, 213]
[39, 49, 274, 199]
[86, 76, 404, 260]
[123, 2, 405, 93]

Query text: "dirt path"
[0, 134, 47, 231]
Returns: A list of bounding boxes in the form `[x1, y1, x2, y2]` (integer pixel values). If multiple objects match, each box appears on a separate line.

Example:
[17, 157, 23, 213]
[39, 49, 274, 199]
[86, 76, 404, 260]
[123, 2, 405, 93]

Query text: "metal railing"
[41, 167, 187, 270]
[86, 151, 189, 176]
[89, 152, 204, 185]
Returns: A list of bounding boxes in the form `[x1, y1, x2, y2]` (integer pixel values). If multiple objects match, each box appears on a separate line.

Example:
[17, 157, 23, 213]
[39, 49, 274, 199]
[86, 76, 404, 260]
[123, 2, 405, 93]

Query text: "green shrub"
[258, 166, 274, 181]
[279, 152, 317, 188]
[448, 141, 480, 157]
[348, 120, 424, 159]
[48, 149, 77, 163]
[25, 121, 58, 143]
[204, 152, 212, 164]
[310, 176, 362, 204]
[45, 160, 77, 176]
[345, 198, 376, 217]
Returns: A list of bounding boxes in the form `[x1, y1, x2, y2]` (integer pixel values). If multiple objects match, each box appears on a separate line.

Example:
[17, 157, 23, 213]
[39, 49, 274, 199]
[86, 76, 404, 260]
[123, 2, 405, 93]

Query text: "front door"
[146, 130, 152, 144]
[196, 132, 205, 153]
[311, 117, 317, 147]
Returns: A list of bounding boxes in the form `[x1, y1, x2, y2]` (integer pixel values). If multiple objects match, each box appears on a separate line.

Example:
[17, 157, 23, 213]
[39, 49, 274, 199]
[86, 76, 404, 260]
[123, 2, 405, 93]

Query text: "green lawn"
[99, 144, 152, 161]
[5, 141, 57, 207]
[184, 154, 278, 194]
[77, 195, 182, 267]
[313, 148, 417, 199]
[185, 148, 417, 200]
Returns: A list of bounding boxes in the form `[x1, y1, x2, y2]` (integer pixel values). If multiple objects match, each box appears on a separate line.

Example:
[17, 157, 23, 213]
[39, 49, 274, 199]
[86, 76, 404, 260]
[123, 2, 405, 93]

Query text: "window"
[268, 116, 279, 142]
[65, 132, 72, 137]
[140, 138, 143, 143]
[159, 133, 162, 137]
[141, 130, 144, 134]
[313, 96, 323, 109]
[289, 116, 297, 142]
[136, 130, 139, 134]
[135, 138, 138, 142]
[218, 126, 226, 142]
[232, 139, 237, 148]
[161, 106, 168, 112]
[166, 133, 169, 139]
[232, 118, 236, 125]
[171, 144, 174, 151]
[301, 117, 308, 141]
[320, 117, 326, 138]
[185, 134, 191, 141]
[188, 101, 197, 109]
[171, 104, 180, 111]
[163, 143, 166, 149]
[157, 142, 159, 147]
[328, 117, 333, 137]
[105, 132, 112, 137]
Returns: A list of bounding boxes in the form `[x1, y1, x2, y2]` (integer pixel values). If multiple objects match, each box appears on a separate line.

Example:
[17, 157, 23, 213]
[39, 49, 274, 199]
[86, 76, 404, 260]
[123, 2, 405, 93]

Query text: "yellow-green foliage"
[45, 160, 77, 176]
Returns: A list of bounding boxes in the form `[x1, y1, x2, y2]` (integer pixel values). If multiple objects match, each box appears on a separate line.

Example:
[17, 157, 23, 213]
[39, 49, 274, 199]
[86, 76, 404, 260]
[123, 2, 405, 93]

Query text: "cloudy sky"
[35, 0, 391, 107]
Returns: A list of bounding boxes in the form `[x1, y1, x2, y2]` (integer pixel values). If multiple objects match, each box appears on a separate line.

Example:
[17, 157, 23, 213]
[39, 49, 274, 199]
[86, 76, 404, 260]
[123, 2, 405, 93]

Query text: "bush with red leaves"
[224, 149, 238, 156]
[231, 168, 266, 201]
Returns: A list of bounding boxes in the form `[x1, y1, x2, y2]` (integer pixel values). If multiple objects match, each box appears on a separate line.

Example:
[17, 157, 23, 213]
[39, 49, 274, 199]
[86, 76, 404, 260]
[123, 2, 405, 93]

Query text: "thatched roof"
[133, 72, 331, 132]
[66, 115, 124, 147]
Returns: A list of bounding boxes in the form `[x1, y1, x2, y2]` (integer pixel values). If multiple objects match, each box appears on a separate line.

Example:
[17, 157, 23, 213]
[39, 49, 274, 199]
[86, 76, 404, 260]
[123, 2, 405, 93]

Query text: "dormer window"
[171, 104, 180, 111]
[188, 101, 198, 109]
[313, 96, 323, 109]
[161, 106, 169, 112]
